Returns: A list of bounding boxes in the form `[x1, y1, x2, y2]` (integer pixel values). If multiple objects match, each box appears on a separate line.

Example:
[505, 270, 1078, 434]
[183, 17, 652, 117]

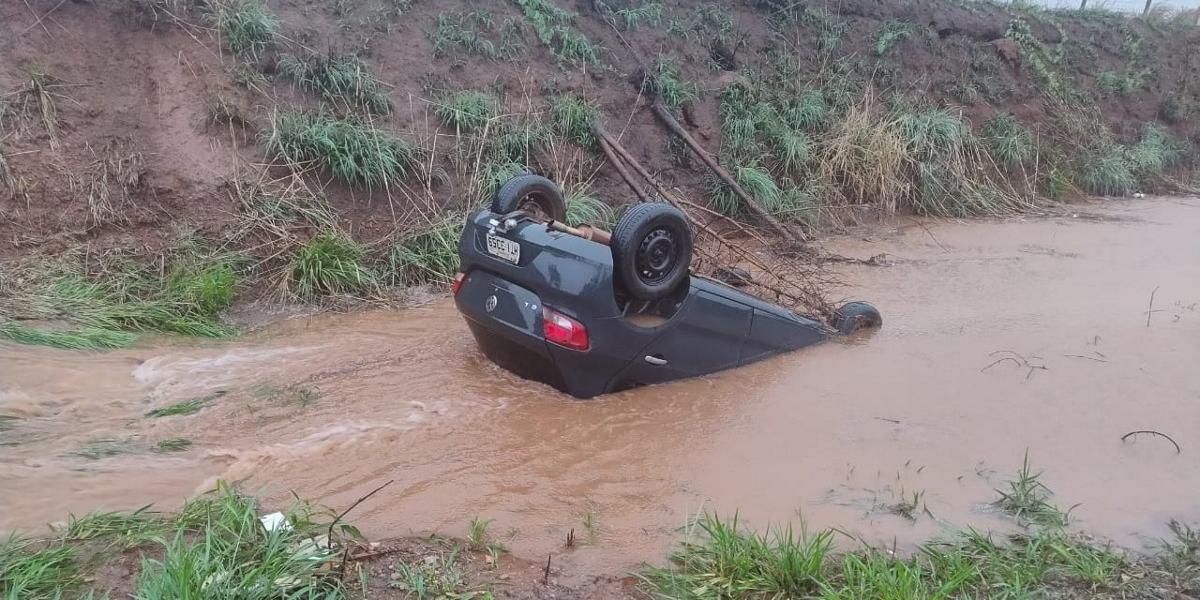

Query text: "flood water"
[2, 198, 1198, 579]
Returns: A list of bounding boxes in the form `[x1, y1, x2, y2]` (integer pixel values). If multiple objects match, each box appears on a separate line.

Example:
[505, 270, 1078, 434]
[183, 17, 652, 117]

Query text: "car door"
[611, 289, 753, 387]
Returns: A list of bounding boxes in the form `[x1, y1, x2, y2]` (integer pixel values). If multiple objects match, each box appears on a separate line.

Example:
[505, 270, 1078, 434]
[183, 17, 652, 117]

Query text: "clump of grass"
[288, 231, 377, 298]
[1126, 123, 1181, 180]
[146, 392, 222, 418]
[391, 548, 471, 597]
[73, 438, 127, 460]
[875, 20, 915, 55]
[801, 8, 848, 53]
[387, 215, 461, 286]
[981, 113, 1034, 170]
[993, 453, 1071, 527]
[467, 517, 493, 551]
[0, 537, 79, 599]
[549, 94, 599, 145]
[1096, 69, 1150, 96]
[63, 506, 165, 547]
[639, 513, 832, 599]
[0, 321, 137, 350]
[650, 56, 700, 110]
[1078, 146, 1137, 196]
[816, 97, 912, 214]
[134, 483, 345, 598]
[767, 128, 812, 173]
[512, 0, 599, 67]
[607, 1, 664, 30]
[264, 111, 418, 187]
[782, 90, 828, 131]
[0, 247, 240, 350]
[428, 10, 520, 61]
[435, 90, 500, 133]
[709, 165, 781, 216]
[155, 437, 193, 452]
[565, 187, 614, 227]
[893, 107, 968, 160]
[277, 52, 391, 114]
[210, 0, 278, 59]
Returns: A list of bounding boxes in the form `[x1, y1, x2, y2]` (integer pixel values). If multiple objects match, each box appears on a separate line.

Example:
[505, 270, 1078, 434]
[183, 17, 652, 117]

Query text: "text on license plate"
[485, 234, 520, 264]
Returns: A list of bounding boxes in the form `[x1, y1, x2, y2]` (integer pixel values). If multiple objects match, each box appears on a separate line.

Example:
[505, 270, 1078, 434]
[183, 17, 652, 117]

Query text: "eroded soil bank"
[2, 198, 1198, 582]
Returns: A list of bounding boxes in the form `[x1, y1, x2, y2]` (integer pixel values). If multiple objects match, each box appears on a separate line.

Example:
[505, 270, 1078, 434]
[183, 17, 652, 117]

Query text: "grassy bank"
[2, 460, 1198, 599]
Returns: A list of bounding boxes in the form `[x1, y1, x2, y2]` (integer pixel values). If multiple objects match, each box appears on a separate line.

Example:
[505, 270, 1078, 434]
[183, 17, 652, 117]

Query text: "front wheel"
[833, 302, 882, 334]
[610, 203, 693, 301]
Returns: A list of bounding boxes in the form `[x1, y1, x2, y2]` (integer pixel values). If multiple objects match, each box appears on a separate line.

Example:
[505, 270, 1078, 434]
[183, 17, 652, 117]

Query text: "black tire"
[492, 174, 567, 222]
[611, 203, 692, 301]
[833, 301, 882, 334]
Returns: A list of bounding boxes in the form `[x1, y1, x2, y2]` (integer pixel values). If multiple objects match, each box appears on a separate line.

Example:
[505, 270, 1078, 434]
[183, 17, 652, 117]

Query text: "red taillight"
[451, 272, 466, 296]
[542, 306, 589, 351]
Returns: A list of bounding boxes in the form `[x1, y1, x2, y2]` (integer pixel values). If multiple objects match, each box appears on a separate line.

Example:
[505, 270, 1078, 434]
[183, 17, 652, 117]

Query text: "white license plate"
[485, 233, 520, 264]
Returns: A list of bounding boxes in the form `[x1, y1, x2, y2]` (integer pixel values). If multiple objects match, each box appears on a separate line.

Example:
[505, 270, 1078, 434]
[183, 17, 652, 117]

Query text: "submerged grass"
[265, 111, 419, 188]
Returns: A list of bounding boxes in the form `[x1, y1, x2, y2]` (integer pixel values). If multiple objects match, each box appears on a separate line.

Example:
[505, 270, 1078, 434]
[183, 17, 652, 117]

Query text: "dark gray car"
[452, 175, 880, 398]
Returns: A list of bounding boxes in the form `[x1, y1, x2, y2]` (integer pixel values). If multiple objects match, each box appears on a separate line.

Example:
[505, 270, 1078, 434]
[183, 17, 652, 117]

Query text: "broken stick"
[649, 98, 806, 244]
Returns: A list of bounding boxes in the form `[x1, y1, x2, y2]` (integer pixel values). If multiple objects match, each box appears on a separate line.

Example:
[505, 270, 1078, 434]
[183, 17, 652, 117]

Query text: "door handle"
[644, 355, 668, 366]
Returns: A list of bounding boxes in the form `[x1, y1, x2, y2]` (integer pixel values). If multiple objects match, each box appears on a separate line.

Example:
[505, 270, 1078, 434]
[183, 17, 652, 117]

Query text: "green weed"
[134, 483, 344, 599]
[783, 90, 828, 131]
[387, 215, 461, 286]
[512, 0, 599, 67]
[289, 231, 377, 298]
[0, 537, 78, 600]
[278, 52, 391, 114]
[981, 113, 1035, 170]
[146, 392, 222, 418]
[265, 111, 418, 187]
[875, 20, 915, 56]
[802, 8, 849, 53]
[429, 10, 520, 61]
[155, 437, 193, 452]
[993, 453, 1071, 527]
[1096, 69, 1150, 96]
[768, 128, 812, 174]
[650, 57, 700, 110]
[210, 0, 278, 59]
[435, 90, 500, 133]
[893, 107, 968, 160]
[390, 548, 472, 598]
[607, 1, 664, 30]
[1078, 146, 1137, 196]
[1126, 123, 1181, 179]
[709, 166, 781, 217]
[467, 517, 493, 552]
[0, 321, 137, 350]
[549, 95, 599, 145]
[565, 187, 614, 228]
[63, 506, 165, 547]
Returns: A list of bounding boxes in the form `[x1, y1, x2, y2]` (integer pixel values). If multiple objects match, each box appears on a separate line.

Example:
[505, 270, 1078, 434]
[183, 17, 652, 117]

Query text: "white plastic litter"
[259, 511, 292, 532]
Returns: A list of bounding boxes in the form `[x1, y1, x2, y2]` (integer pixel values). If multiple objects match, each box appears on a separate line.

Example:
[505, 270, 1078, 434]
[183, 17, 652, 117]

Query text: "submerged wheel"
[492, 174, 567, 222]
[833, 301, 882, 334]
[611, 203, 692, 301]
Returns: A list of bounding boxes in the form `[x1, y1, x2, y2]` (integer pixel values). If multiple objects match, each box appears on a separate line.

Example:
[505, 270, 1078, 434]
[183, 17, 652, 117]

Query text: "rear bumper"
[455, 270, 618, 399]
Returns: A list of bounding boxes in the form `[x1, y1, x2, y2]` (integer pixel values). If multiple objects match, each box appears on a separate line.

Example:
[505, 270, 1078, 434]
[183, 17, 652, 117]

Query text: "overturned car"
[452, 174, 881, 399]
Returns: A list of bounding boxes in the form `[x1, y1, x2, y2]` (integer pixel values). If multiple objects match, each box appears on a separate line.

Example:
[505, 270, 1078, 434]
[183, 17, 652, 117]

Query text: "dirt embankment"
[0, 0, 1198, 284]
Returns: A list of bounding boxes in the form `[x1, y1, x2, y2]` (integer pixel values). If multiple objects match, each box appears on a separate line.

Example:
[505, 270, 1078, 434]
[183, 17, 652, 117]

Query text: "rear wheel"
[833, 302, 882, 334]
[492, 174, 567, 222]
[611, 203, 692, 301]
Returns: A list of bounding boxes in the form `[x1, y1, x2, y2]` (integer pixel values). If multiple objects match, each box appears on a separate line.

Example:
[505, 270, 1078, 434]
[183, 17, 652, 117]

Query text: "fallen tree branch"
[649, 98, 806, 244]
[595, 133, 649, 202]
[328, 480, 394, 545]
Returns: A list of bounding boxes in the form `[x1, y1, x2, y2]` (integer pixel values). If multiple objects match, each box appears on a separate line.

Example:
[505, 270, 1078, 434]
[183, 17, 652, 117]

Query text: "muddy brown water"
[2, 199, 1198, 580]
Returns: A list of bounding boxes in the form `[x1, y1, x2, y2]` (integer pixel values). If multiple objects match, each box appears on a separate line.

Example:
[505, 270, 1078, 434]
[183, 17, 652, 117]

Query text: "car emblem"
[484, 295, 498, 313]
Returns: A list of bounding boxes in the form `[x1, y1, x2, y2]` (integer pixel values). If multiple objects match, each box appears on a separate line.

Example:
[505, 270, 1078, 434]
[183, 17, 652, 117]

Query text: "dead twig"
[980, 357, 1022, 372]
[1121, 430, 1182, 454]
[543, 553, 552, 584]
[1063, 354, 1108, 363]
[327, 480, 394, 545]
[1146, 285, 1160, 328]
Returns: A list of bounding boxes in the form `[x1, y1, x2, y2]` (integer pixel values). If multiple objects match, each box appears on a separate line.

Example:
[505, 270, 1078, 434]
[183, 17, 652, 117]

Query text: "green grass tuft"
[875, 20, 916, 56]
[277, 52, 391, 114]
[1078, 146, 1137, 196]
[146, 392, 222, 418]
[155, 437, 193, 452]
[435, 90, 500, 133]
[565, 187, 614, 228]
[783, 90, 829, 131]
[0, 321, 137, 350]
[981, 114, 1034, 170]
[387, 215, 461, 286]
[651, 56, 700, 110]
[993, 453, 1071, 527]
[265, 111, 418, 187]
[767, 128, 813, 174]
[289, 231, 377, 298]
[0, 536, 79, 600]
[893, 108, 968, 160]
[210, 0, 278, 59]
[550, 95, 599, 146]
[512, 0, 599, 67]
